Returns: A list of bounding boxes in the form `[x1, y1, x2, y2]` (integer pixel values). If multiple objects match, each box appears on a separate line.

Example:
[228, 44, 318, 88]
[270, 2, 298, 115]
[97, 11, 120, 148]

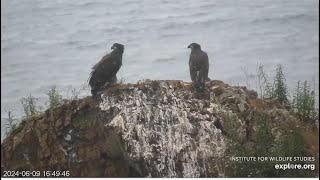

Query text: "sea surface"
[1, 0, 319, 140]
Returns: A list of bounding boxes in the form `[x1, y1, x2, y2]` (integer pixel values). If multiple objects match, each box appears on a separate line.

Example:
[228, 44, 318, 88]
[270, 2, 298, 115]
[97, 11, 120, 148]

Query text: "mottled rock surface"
[1, 80, 318, 177]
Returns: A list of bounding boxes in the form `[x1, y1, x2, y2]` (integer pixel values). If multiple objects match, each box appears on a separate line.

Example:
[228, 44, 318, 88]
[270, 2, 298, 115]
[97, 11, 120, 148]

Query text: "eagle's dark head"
[187, 43, 201, 50]
[111, 43, 124, 52]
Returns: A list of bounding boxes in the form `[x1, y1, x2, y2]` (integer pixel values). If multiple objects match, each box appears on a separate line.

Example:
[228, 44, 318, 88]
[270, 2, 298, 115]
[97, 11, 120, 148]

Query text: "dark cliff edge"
[1, 80, 319, 177]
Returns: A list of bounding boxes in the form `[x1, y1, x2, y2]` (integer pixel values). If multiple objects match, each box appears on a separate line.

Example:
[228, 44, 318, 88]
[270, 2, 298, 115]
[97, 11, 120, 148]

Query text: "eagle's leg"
[101, 82, 111, 89]
[197, 69, 208, 93]
[111, 75, 117, 84]
[101, 75, 118, 89]
[197, 82, 206, 93]
[193, 83, 205, 93]
[91, 81, 102, 97]
[191, 81, 203, 93]
[91, 86, 102, 102]
[192, 82, 205, 93]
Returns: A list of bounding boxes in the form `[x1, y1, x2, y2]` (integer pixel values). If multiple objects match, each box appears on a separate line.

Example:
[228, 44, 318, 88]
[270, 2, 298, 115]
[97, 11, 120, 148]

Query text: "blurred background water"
[1, 0, 319, 140]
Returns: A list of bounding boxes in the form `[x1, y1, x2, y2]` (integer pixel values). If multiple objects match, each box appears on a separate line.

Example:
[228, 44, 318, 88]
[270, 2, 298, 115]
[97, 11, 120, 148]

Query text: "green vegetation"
[256, 64, 273, 99]
[20, 94, 40, 119]
[225, 113, 275, 177]
[255, 114, 273, 156]
[225, 112, 316, 177]
[67, 84, 87, 100]
[252, 64, 289, 103]
[244, 63, 318, 122]
[292, 80, 318, 121]
[281, 130, 305, 158]
[2, 109, 19, 137]
[45, 86, 63, 109]
[271, 64, 289, 104]
[2, 85, 89, 138]
[226, 63, 319, 177]
[242, 63, 285, 100]
[275, 128, 316, 177]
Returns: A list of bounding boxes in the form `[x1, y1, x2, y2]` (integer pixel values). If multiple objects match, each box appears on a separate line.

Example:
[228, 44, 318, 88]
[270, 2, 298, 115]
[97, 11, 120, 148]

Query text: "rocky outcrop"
[1, 80, 319, 177]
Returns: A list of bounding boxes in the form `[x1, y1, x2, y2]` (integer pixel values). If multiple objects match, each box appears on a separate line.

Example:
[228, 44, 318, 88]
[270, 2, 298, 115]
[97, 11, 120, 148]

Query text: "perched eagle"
[88, 43, 124, 96]
[187, 43, 209, 92]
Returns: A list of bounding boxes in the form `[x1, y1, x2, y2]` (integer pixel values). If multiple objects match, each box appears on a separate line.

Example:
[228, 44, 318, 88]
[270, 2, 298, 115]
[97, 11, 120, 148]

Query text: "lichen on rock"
[101, 80, 227, 177]
[1, 80, 318, 177]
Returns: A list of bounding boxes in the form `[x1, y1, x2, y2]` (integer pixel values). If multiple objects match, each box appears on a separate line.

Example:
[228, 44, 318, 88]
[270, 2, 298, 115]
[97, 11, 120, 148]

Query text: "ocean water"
[1, 0, 319, 140]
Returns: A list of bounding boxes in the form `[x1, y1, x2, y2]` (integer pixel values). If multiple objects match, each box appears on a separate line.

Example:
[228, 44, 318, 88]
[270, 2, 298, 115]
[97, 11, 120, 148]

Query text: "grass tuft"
[45, 86, 62, 108]
[292, 80, 318, 121]
[271, 64, 289, 104]
[67, 84, 87, 100]
[2, 109, 19, 137]
[20, 94, 40, 119]
[118, 76, 125, 84]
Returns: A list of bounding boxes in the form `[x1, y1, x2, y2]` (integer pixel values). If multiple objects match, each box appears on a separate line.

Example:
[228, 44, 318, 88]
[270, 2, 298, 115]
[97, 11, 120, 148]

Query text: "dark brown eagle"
[187, 43, 209, 92]
[88, 43, 124, 96]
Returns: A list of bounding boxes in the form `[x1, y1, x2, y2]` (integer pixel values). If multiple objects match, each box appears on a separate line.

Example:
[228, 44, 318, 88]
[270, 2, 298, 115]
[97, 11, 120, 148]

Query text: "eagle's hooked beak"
[111, 46, 117, 50]
[187, 45, 192, 49]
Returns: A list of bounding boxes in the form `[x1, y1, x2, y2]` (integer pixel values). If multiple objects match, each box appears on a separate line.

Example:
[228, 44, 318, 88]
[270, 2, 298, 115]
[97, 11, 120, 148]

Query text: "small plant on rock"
[45, 86, 62, 109]
[67, 84, 87, 100]
[270, 64, 289, 104]
[20, 94, 40, 119]
[2, 109, 19, 137]
[292, 80, 318, 121]
[118, 76, 125, 84]
[256, 64, 273, 99]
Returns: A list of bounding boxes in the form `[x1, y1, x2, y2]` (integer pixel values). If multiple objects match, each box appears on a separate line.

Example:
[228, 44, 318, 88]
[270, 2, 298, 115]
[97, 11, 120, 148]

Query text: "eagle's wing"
[189, 55, 197, 82]
[199, 52, 209, 83]
[88, 53, 121, 86]
[91, 54, 111, 73]
[88, 55, 105, 84]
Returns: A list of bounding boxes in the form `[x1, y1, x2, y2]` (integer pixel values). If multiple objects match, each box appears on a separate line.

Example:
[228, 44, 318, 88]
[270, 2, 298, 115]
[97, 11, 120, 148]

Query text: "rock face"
[1, 80, 319, 177]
